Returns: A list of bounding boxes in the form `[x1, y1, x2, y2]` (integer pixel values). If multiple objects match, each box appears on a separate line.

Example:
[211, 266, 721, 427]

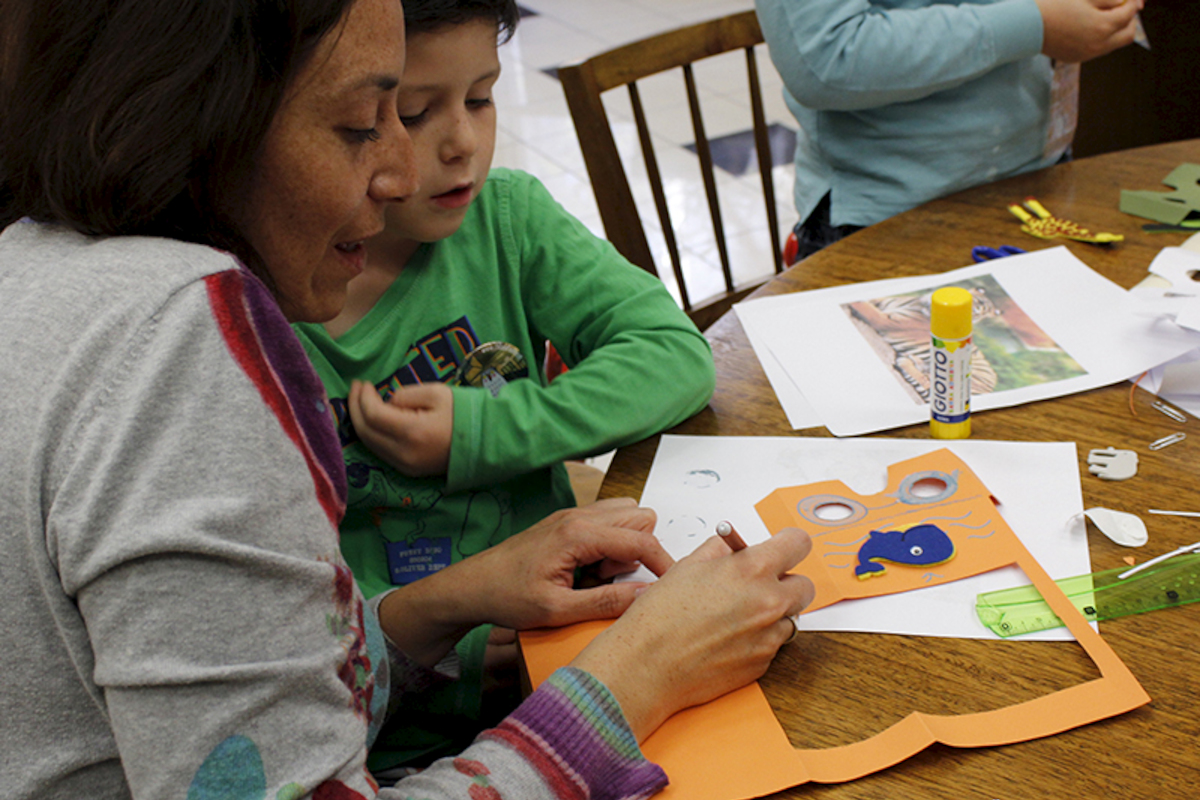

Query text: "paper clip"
[1152, 401, 1188, 423]
[1148, 432, 1186, 450]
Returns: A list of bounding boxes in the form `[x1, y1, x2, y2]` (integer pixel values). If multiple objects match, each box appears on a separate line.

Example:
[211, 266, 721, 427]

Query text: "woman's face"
[235, 0, 418, 323]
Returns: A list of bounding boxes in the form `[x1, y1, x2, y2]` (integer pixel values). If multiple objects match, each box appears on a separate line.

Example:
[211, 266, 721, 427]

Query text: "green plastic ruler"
[975, 553, 1200, 637]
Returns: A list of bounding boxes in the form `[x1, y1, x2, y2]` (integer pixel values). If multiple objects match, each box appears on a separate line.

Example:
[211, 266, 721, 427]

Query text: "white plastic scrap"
[1083, 507, 1149, 547]
[1087, 447, 1138, 481]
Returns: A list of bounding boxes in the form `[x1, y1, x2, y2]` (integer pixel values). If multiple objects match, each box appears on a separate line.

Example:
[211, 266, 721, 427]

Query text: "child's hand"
[1036, 0, 1141, 63]
[347, 380, 453, 476]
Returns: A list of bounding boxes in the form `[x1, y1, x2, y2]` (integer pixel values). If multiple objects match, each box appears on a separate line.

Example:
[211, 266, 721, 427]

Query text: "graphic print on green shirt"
[329, 314, 482, 448]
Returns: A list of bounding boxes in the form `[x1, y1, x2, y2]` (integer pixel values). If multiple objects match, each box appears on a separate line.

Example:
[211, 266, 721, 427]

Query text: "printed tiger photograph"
[843, 275, 1087, 405]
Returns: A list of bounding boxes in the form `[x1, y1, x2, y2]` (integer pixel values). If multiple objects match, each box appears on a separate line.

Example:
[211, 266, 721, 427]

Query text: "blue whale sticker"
[855, 523, 955, 579]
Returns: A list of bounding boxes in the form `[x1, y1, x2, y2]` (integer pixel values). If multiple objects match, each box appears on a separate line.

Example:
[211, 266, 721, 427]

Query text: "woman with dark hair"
[0, 1, 815, 798]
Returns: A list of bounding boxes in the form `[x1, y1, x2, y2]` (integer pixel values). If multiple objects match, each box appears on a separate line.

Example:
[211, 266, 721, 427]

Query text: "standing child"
[292, 0, 716, 774]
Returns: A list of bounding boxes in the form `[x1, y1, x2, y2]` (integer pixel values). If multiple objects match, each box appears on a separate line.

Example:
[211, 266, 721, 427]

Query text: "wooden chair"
[557, 10, 787, 331]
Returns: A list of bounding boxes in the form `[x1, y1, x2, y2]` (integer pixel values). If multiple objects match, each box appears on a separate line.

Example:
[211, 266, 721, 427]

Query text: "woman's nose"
[371, 116, 419, 201]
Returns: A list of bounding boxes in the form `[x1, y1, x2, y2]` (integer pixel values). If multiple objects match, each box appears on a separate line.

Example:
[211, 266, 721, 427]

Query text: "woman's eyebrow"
[356, 74, 401, 92]
[311, 72, 399, 104]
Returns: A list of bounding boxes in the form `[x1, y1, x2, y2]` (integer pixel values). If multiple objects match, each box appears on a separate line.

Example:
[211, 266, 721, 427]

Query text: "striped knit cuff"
[481, 666, 668, 800]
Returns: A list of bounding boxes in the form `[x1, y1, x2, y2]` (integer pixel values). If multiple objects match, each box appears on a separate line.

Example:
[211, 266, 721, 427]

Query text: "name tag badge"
[385, 537, 452, 585]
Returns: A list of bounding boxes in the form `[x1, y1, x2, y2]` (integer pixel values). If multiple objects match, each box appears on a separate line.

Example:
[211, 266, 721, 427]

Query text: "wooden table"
[601, 139, 1200, 798]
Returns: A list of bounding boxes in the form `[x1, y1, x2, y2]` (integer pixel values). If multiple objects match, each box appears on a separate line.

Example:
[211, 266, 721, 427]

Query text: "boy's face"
[383, 19, 500, 245]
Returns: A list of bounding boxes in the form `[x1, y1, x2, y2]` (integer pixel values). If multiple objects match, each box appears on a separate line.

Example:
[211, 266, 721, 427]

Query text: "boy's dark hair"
[403, 0, 520, 43]
[0, 0, 357, 271]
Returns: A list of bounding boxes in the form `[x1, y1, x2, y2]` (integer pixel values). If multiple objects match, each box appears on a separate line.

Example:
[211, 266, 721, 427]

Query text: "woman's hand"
[376, 499, 672, 667]
[463, 499, 673, 628]
[347, 379, 454, 476]
[571, 528, 815, 742]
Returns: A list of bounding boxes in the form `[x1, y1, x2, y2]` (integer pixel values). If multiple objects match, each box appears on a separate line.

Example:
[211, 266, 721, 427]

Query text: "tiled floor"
[492, 0, 799, 308]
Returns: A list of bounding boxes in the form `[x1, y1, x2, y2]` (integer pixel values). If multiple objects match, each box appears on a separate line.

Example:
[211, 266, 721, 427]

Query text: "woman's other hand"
[465, 498, 673, 628]
[376, 499, 672, 666]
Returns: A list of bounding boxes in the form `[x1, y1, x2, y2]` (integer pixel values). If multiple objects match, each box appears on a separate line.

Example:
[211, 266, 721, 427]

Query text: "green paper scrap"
[1120, 163, 1200, 225]
[1143, 221, 1200, 233]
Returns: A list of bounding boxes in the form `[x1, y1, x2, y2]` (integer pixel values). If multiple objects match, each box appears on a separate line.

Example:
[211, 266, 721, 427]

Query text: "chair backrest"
[558, 10, 786, 331]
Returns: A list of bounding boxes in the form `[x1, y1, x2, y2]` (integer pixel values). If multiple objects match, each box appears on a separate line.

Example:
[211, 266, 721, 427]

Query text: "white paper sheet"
[1135, 348, 1200, 419]
[1144, 246, 1200, 332]
[1129, 246, 1200, 417]
[738, 306, 822, 429]
[629, 435, 1091, 641]
[736, 247, 1200, 436]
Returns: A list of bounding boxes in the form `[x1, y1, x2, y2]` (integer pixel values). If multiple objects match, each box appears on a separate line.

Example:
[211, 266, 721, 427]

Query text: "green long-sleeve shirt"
[294, 168, 714, 767]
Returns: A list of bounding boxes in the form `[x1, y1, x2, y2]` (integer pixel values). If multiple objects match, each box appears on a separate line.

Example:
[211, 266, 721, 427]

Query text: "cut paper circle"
[796, 494, 869, 526]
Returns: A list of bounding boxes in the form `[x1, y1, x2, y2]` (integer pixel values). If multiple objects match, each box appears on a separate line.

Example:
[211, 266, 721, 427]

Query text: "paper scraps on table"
[1128, 246, 1200, 418]
[1120, 163, 1200, 225]
[1129, 350, 1200, 420]
[1087, 447, 1138, 481]
[1008, 197, 1123, 244]
[1142, 246, 1200, 333]
[1082, 507, 1148, 547]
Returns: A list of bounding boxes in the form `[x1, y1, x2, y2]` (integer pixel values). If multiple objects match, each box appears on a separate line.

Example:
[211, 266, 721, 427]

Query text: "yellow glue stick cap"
[931, 287, 972, 339]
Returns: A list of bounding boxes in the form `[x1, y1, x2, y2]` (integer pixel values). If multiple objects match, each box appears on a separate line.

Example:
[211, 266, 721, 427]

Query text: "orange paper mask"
[759, 449, 1022, 610]
[521, 449, 1148, 798]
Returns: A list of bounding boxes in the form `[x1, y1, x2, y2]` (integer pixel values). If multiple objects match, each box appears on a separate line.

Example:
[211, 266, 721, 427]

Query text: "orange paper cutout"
[757, 450, 1023, 611]
[520, 449, 1148, 798]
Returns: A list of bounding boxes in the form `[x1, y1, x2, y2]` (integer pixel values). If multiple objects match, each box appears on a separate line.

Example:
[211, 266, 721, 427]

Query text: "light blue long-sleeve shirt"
[755, 0, 1059, 228]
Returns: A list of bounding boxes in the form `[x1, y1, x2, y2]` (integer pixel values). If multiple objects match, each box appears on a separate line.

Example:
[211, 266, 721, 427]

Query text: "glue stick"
[929, 287, 972, 439]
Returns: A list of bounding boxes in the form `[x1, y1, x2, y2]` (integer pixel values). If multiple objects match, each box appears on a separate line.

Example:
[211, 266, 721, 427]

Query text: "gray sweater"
[0, 222, 666, 800]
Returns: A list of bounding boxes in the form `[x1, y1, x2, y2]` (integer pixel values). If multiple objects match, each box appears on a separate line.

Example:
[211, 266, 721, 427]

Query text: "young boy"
[292, 0, 715, 773]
